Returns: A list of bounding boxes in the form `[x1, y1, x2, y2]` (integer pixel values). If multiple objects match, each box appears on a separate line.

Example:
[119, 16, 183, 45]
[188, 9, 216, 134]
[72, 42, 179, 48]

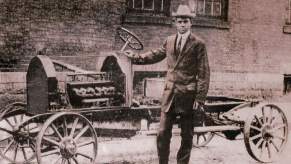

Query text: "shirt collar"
[177, 30, 191, 40]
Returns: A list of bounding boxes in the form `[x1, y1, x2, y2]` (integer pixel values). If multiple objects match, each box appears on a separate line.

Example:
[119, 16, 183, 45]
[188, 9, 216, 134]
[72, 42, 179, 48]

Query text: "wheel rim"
[244, 104, 288, 162]
[0, 104, 37, 163]
[192, 121, 215, 147]
[192, 131, 214, 147]
[36, 113, 98, 164]
[117, 27, 143, 50]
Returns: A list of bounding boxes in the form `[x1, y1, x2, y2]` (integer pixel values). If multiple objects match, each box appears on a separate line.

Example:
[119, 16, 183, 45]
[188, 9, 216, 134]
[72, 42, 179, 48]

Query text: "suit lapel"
[173, 34, 195, 70]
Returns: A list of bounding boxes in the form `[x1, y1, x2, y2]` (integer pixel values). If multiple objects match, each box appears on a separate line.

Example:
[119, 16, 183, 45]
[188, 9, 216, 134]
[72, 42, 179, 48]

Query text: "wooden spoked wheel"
[244, 104, 288, 163]
[0, 103, 37, 163]
[192, 121, 215, 148]
[36, 112, 98, 164]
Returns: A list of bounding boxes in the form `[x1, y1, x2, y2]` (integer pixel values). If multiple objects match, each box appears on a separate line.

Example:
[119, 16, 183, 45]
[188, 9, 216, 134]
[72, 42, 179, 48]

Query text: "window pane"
[144, 0, 154, 10]
[197, 0, 205, 14]
[213, 2, 221, 16]
[205, 1, 212, 15]
[133, 0, 142, 9]
[128, 0, 133, 8]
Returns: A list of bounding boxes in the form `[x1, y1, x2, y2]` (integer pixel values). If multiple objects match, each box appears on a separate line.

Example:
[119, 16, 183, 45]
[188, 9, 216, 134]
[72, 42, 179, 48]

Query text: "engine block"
[66, 73, 125, 108]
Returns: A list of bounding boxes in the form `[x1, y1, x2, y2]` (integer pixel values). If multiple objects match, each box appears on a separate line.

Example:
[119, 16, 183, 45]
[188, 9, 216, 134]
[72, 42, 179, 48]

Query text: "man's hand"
[193, 101, 205, 111]
[123, 50, 136, 58]
[116, 50, 136, 58]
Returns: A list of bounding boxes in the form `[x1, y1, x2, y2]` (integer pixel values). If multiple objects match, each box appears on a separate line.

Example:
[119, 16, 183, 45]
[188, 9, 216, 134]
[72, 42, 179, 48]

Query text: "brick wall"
[124, 0, 291, 98]
[0, 0, 126, 71]
[0, 0, 291, 99]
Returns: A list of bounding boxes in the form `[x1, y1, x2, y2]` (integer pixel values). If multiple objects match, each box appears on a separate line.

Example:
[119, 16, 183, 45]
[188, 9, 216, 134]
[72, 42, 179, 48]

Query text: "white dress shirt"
[176, 30, 191, 52]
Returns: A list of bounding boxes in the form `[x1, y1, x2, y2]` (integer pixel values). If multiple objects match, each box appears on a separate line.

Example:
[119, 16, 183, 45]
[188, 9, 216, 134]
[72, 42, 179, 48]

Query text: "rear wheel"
[244, 104, 288, 162]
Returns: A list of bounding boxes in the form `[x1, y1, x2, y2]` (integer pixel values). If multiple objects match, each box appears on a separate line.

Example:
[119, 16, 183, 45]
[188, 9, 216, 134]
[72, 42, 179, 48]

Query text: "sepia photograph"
[0, 0, 290, 163]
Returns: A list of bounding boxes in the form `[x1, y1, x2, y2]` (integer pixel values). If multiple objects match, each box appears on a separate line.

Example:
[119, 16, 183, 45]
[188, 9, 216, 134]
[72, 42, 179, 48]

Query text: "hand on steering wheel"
[116, 50, 136, 58]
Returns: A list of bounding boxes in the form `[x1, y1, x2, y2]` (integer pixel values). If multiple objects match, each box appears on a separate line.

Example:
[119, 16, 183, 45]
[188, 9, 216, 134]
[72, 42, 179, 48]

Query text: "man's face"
[175, 17, 192, 34]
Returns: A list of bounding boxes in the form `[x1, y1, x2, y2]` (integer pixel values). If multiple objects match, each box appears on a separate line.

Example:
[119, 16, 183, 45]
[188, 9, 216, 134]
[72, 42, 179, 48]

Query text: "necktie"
[176, 37, 182, 54]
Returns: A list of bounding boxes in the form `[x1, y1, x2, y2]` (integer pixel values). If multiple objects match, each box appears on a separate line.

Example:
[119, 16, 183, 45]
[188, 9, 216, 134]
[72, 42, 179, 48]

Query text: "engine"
[26, 55, 131, 114]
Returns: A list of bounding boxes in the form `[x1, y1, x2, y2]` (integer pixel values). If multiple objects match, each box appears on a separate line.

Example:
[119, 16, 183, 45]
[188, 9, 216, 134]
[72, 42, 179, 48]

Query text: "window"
[127, 0, 171, 16]
[287, 0, 291, 24]
[284, 0, 291, 33]
[189, 0, 228, 20]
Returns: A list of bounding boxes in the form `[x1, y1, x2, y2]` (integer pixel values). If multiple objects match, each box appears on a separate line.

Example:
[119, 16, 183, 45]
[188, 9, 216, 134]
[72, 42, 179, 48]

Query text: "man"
[124, 5, 210, 164]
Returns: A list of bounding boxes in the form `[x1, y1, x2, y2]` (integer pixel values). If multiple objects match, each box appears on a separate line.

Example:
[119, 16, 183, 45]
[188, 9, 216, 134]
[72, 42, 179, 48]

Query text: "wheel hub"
[60, 137, 77, 158]
[262, 125, 273, 141]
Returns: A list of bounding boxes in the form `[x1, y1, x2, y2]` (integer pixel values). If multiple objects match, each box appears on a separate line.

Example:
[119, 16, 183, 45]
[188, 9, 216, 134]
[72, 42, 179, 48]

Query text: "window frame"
[126, 0, 171, 17]
[190, 0, 228, 21]
[123, 0, 230, 29]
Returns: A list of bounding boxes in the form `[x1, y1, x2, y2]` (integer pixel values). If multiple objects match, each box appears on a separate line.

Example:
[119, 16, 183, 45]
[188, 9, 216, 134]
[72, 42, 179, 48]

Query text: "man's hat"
[172, 5, 196, 18]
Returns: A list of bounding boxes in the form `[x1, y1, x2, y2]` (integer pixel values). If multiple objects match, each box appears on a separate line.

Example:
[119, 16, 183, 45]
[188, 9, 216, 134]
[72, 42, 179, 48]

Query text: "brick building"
[1, 0, 291, 99]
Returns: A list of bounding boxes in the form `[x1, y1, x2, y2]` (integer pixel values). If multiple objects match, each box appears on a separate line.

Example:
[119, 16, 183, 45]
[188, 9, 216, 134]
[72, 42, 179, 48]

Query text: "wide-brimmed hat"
[172, 5, 196, 18]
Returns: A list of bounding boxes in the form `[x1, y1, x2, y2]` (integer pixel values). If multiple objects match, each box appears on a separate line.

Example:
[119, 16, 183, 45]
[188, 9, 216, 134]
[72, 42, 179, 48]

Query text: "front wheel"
[36, 112, 98, 164]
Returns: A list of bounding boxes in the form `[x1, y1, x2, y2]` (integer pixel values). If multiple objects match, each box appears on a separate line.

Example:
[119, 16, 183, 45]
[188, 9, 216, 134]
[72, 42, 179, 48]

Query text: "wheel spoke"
[270, 140, 280, 152]
[254, 115, 263, 126]
[72, 157, 79, 164]
[202, 134, 207, 141]
[196, 134, 200, 144]
[3, 139, 14, 154]
[250, 134, 261, 141]
[61, 158, 67, 164]
[271, 124, 286, 132]
[13, 116, 18, 125]
[4, 118, 14, 129]
[63, 117, 68, 137]
[267, 107, 273, 124]
[43, 137, 60, 147]
[255, 138, 264, 148]
[41, 148, 60, 157]
[70, 117, 79, 138]
[262, 107, 266, 124]
[76, 152, 93, 161]
[260, 141, 267, 158]
[52, 155, 62, 164]
[267, 142, 272, 159]
[77, 139, 94, 147]
[13, 143, 18, 161]
[20, 114, 24, 123]
[271, 134, 286, 141]
[21, 147, 28, 161]
[74, 125, 89, 142]
[250, 125, 261, 132]
[51, 123, 63, 140]
[0, 136, 13, 143]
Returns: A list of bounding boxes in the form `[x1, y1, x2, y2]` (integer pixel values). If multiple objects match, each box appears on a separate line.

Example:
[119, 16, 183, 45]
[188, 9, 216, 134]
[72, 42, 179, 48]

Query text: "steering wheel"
[117, 27, 143, 52]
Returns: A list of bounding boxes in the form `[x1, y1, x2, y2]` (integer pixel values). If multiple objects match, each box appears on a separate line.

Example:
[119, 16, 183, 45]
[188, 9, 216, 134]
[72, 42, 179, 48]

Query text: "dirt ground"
[96, 132, 291, 164]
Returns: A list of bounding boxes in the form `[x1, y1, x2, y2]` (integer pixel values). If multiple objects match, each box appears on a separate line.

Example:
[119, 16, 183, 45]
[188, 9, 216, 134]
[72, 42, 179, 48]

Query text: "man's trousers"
[157, 94, 195, 164]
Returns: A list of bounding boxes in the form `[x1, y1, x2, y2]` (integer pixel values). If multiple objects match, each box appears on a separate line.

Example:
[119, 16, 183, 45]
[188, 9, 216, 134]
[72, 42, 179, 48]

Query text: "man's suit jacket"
[132, 33, 210, 113]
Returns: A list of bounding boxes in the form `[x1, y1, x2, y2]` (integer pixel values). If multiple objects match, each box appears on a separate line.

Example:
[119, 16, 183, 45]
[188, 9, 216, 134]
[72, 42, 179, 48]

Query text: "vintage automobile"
[0, 27, 288, 164]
